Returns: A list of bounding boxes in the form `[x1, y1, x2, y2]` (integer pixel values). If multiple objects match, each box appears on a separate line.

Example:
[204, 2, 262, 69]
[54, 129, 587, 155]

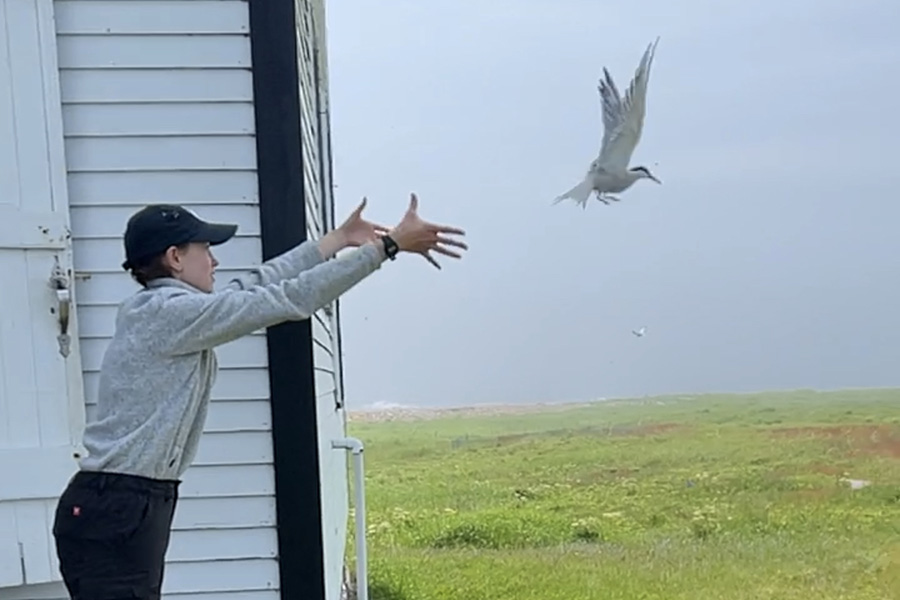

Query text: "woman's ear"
[162, 245, 184, 273]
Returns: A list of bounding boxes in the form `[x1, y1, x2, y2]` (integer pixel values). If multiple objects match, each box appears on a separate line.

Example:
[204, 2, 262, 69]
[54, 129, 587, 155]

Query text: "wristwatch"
[380, 235, 399, 260]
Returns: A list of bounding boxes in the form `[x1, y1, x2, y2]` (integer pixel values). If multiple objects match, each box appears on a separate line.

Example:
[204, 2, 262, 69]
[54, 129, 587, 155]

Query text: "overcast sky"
[322, 0, 900, 409]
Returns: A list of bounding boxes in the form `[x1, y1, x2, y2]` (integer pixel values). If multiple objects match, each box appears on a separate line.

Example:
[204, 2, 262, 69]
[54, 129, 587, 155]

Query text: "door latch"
[50, 258, 71, 358]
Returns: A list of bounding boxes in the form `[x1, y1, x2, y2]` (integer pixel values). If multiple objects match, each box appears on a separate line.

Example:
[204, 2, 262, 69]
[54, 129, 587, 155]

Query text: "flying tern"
[554, 38, 662, 208]
[632, 326, 647, 338]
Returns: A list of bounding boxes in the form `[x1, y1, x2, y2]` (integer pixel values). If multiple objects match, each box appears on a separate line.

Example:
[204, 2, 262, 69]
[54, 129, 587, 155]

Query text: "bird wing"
[597, 68, 624, 160]
[595, 38, 659, 172]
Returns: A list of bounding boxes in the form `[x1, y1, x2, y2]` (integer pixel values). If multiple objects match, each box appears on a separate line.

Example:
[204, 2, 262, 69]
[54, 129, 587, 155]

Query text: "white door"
[0, 0, 87, 588]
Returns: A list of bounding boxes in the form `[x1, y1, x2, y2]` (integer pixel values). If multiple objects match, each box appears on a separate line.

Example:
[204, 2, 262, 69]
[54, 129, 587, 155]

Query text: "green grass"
[345, 388, 900, 599]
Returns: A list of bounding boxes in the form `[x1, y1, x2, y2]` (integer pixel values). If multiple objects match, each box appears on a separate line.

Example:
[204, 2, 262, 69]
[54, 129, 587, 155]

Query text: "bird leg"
[595, 192, 620, 204]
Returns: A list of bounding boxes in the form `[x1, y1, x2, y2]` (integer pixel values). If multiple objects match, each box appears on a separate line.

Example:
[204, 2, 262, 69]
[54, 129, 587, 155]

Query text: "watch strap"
[380, 235, 399, 260]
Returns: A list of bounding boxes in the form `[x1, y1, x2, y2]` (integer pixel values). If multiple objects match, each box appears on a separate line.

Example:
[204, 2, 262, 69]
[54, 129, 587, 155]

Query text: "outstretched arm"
[160, 192, 466, 355]
[225, 198, 387, 289]
[225, 230, 347, 290]
[160, 241, 386, 355]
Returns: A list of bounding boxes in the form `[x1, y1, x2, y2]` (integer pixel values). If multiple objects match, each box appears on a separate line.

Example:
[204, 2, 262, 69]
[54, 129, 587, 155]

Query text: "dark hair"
[128, 243, 189, 287]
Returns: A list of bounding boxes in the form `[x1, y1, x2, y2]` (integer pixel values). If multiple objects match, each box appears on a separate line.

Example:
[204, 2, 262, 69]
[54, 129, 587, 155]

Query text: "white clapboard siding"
[296, 0, 340, 416]
[314, 12, 346, 416]
[298, 2, 350, 599]
[49, 1, 279, 598]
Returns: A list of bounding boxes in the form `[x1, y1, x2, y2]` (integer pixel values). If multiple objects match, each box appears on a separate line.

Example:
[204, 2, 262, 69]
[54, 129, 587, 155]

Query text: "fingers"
[393, 193, 466, 269]
[427, 222, 466, 236]
[354, 197, 367, 215]
[422, 251, 442, 270]
[436, 235, 468, 250]
[440, 225, 467, 236]
[404, 193, 464, 235]
[426, 234, 467, 260]
[431, 245, 463, 259]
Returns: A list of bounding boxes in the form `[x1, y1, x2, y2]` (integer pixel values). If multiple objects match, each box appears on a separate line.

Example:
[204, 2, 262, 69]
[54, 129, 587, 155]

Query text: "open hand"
[388, 193, 468, 269]
[337, 197, 390, 247]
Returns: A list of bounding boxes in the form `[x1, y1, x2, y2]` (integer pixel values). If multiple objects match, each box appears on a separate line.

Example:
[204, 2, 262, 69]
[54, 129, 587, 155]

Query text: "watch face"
[381, 236, 396, 257]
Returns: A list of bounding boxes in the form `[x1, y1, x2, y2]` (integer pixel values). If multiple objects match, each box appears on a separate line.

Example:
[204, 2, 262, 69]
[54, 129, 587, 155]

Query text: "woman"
[51, 193, 466, 600]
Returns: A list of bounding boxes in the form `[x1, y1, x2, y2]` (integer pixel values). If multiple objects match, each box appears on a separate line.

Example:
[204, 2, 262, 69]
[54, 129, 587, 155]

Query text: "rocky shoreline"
[344, 401, 599, 424]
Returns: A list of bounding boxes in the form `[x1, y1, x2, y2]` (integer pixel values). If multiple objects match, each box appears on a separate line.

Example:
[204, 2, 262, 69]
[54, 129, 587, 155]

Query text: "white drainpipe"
[332, 437, 368, 600]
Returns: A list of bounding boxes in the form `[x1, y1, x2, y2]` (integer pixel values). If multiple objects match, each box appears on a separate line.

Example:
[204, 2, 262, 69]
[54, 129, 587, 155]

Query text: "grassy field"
[345, 388, 900, 600]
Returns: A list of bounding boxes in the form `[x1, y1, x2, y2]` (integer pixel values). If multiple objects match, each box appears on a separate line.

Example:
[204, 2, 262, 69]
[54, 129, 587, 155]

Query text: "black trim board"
[248, 1, 325, 599]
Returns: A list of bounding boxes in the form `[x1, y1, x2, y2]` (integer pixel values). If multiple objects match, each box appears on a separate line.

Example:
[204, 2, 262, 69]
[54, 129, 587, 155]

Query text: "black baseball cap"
[122, 204, 238, 270]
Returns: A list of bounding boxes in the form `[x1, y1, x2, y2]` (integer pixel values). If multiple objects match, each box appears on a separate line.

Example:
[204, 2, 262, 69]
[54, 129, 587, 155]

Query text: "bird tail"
[552, 178, 593, 209]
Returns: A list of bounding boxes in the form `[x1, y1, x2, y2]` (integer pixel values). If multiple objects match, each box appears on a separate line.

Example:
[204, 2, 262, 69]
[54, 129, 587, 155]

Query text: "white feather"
[552, 177, 593, 208]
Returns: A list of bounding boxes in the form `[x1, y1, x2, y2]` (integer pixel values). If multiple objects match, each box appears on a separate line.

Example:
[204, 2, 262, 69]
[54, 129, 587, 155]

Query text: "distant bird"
[632, 326, 647, 338]
[553, 38, 662, 208]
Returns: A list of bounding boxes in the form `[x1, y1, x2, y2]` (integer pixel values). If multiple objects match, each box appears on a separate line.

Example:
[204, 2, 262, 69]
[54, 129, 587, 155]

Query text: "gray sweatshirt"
[78, 240, 384, 480]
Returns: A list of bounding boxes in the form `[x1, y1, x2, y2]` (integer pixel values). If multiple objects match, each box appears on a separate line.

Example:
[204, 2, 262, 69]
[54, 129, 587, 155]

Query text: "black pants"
[52, 471, 179, 600]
